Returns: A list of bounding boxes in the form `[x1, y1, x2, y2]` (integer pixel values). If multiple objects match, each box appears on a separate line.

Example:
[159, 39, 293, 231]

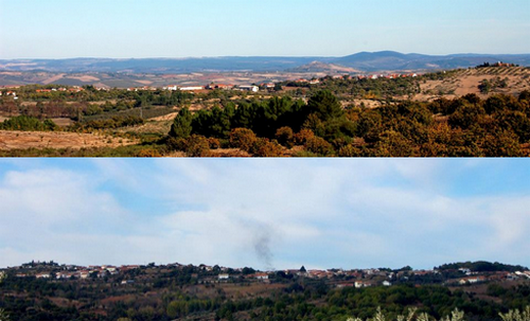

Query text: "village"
[0, 71, 420, 95]
[3, 260, 529, 290]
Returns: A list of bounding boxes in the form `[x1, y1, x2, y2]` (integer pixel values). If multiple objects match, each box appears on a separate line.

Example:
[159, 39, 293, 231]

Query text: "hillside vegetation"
[1, 67, 529, 157]
[1, 260, 529, 320]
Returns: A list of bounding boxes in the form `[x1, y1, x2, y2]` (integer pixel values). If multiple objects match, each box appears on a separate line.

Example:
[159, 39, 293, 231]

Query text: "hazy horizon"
[1, 0, 529, 59]
[3, 51, 530, 61]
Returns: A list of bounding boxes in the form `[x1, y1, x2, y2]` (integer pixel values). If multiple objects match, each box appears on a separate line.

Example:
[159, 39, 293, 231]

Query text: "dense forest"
[166, 90, 530, 157]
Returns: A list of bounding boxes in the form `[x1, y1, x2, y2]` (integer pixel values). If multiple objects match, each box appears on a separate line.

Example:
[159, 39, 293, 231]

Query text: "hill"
[0, 260, 529, 320]
[1, 52, 530, 76]
[287, 61, 360, 73]
[335, 51, 530, 71]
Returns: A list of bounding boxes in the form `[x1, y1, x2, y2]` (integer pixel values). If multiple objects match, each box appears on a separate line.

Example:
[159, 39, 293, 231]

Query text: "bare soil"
[0, 130, 138, 150]
[416, 67, 530, 101]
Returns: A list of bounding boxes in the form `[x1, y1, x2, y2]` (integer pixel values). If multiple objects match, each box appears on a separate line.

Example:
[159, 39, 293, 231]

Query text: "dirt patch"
[67, 75, 100, 82]
[150, 112, 178, 121]
[416, 67, 530, 101]
[0, 130, 138, 150]
[220, 283, 286, 298]
[42, 73, 66, 84]
[51, 118, 74, 127]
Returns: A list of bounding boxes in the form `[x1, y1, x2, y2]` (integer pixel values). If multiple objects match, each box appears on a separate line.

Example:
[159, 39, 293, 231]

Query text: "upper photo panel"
[1, 0, 529, 157]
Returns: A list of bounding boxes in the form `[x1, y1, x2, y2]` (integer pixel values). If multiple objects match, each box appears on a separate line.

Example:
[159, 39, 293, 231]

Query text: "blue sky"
[1, 158, 529, 271]
[1, 0, 529, 59]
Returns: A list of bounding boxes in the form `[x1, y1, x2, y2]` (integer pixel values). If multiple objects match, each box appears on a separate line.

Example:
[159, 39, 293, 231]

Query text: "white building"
[238, 85, 259, 92]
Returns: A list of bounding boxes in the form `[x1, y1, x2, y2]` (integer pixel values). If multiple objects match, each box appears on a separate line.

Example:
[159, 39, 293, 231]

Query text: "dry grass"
[0, 130, 138, 150]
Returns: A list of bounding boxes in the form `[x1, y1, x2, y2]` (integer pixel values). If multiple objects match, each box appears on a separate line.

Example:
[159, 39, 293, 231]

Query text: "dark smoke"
[253, 230, 274, 271]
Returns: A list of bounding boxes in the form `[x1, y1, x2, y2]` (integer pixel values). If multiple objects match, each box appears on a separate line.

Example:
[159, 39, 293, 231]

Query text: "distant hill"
[1, 51, 530, 74]
[334, 51, 530, 71]
[287, 61, 360, 73]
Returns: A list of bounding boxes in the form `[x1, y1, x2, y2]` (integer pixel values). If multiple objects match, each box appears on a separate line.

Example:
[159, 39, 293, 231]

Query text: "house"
[179, 86, 204, 91]
[255, 273, 269, 280]
[458, 276, 485, 285]
[260, 82, 275, 89]
[515, 271, 530, 279]
[163, 85, 178, 91]
[238, 85, 259, 92]
[458, 268, 472, 275]
[56, 272, 75, 279]
[355, 281, 373, 288]
[79, 271, 90, 279]
[382, 280, 392, 286]
[36, 273, 51, 279]
[218, 273, 230, 280]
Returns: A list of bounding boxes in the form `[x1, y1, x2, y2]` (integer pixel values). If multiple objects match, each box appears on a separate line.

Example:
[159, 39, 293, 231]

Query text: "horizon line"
[2, 51, 530, 61]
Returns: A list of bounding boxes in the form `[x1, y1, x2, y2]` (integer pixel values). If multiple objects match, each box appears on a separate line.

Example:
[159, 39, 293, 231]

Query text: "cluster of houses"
[2, 71, 424, 97]
[14, 264, 140, 280]
[35, 86, 84, 93]
[3, 261, 530, 290]
[213, 266, 530, 289]
[0, 90, 18, 100]
[161, 84, 260, 93]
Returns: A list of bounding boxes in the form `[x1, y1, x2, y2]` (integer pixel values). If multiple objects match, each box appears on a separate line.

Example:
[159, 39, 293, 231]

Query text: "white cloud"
[1, 160, 530, 271]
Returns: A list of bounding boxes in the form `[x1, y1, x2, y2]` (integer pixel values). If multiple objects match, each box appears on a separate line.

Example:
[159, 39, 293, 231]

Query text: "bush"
[0, 115, 58, 131]
[208, 137, 221, 149]
[166, 137, 189, 151]
[294, 129, 315, 145]
[186, 135, 212, 157]
[136, 148, 162, 157]
[250, 138, 284, 157]
[304, 136, 334, 156]
[275, 126, 295, 148]
[230, 128, 258, 152]
[338, 144, 363, 157]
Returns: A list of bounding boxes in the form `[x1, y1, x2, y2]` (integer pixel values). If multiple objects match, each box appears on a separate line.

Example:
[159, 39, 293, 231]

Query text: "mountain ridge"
[1, 51, 530, 74]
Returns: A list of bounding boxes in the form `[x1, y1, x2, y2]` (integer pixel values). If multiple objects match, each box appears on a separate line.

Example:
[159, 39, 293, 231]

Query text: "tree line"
[167, 90, 530, 157]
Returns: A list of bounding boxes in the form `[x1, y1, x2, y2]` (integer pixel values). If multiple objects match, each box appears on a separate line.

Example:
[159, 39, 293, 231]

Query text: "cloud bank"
[0, 159, 529, 270]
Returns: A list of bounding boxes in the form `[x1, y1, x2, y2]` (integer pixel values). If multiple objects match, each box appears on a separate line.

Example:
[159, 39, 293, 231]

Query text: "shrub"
[275, 126, 295, 148]
[136, 148, 162, 157]
[338, 144, 363, 157]
[0, 115, 58, 131]
[250, 138, 284, 157]
[166, 137, 189, 151]
[294, 129, 315, 145]
[208, 137, 221, 149]
[229, 128, 258, 152]
[186, 135, 212, 157]
[304, 136, 334, 156]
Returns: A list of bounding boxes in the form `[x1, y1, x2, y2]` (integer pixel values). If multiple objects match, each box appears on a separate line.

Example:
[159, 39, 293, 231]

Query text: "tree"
[307, 90, 344, 121]
[169, 107, 193, 138]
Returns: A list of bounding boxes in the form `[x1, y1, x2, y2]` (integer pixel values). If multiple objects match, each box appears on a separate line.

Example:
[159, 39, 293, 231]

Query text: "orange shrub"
[230, 128, 258, 152]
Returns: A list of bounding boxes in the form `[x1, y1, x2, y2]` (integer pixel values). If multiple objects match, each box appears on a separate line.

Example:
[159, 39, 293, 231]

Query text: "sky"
[0, 0, 529, 59]
[1, 158, 529, 271]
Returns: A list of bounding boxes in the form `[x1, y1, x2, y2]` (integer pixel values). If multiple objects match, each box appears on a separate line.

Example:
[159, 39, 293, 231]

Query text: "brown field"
[416, 67, 530, 101]
[0, 130, 138, 150]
